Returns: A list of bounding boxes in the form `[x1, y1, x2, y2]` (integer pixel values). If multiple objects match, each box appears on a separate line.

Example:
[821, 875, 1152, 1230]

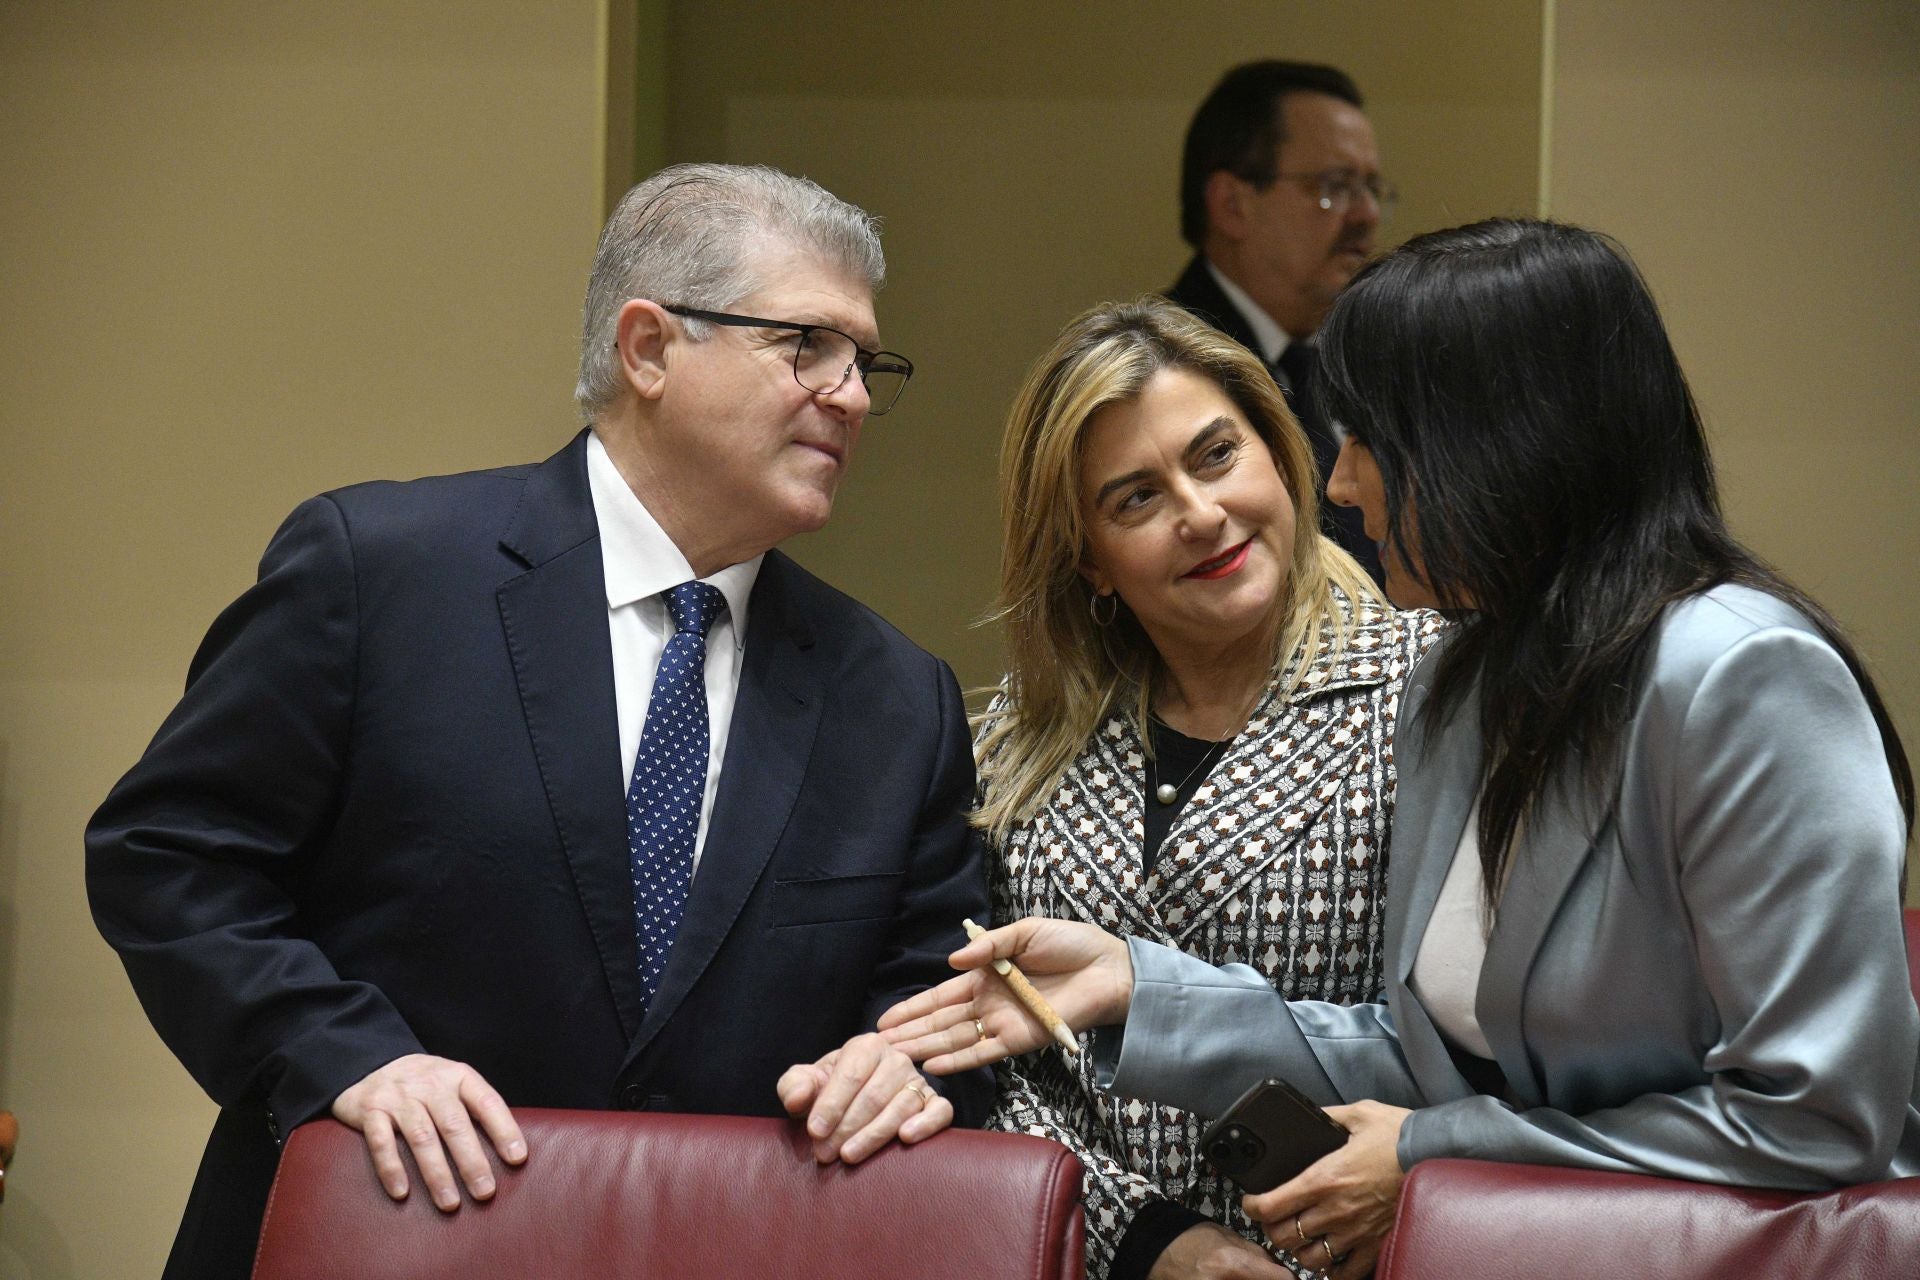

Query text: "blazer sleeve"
[1398, 624, 1916, 1187]
[854, 655, 995, 1125]
[1098, 938, 1430, 1117]
[86, 496, 424, 1135]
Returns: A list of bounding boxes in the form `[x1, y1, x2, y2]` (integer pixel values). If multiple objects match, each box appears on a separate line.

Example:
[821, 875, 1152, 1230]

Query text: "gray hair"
[574, 163, 887, 420]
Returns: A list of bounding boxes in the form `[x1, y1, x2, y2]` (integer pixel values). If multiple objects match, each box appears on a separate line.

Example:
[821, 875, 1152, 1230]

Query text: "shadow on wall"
[2, 1190, 80, 1279]
[1, 734, 15, 1106]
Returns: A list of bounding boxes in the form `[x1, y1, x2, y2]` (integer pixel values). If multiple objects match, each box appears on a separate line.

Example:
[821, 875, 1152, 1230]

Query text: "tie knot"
[1275, 341, 1317, 389]
[665, 581, 725, 637]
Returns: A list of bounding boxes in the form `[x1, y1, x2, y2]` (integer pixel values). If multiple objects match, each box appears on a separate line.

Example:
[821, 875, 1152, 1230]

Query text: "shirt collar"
[586, 430, 761, 627]
[1204, 259, 1303, 366]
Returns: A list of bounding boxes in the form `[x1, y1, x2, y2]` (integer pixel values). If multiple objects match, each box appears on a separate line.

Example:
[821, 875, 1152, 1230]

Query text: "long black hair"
[1316, 218, 1913, 894]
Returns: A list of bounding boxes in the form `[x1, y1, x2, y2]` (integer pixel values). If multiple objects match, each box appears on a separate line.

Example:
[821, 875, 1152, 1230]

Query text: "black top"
[1143, 718, 1229, 874]
[1120, 726, 1234, 1274]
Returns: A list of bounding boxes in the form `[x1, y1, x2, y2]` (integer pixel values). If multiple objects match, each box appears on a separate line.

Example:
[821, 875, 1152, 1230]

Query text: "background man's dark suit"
[87, 431, 992, 1280]
[1166, 256, 1383, 582]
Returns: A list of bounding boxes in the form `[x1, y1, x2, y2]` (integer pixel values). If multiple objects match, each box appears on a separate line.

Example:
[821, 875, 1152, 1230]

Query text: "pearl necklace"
[1150, 732, 1231, 805]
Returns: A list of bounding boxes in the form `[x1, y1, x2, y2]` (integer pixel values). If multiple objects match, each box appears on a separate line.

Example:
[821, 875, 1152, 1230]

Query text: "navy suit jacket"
[1164, 255, 1384, 585]
[87, 431, 993, 1279]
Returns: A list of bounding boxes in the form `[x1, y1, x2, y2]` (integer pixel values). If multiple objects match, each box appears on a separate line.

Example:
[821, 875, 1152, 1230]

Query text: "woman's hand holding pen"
[877, 917, 1133, 1073]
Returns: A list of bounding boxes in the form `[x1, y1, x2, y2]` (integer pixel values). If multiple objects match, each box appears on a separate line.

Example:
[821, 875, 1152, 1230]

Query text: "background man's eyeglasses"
[1272, 169, 1399, 218]
[663, 305, 914, 416]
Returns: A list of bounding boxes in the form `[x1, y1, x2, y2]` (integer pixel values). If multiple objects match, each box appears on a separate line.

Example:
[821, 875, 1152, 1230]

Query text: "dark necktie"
[627, 580, 726, 1010]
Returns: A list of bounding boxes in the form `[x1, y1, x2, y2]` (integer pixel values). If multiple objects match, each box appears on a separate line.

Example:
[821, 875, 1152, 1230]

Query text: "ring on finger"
[1318, 1238, 1337, 1267]
[1294, 1215, 1310, 1246]
[973, 1018, 987, 1043]
[903, 1079, 934, 1105]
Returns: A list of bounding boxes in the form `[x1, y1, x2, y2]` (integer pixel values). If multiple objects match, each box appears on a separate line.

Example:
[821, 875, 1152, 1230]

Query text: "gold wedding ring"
[904, 1079, 934, 1104]
[973, 1017, 988, 1043]
[1295, 1216, 1310, 1245]
[1319, 1238, 1337, 1267]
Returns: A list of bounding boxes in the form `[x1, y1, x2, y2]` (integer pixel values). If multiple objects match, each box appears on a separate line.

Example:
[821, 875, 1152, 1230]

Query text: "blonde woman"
[972, 299, 1440, 1280]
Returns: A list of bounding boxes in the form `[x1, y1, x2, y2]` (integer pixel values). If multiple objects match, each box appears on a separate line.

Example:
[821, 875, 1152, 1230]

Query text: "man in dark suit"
[86, 163, 992, 1280]
[1166, 61, 1391, 585]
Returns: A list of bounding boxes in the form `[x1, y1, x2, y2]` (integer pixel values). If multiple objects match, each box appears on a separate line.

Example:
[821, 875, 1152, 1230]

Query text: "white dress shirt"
[586, 431, 762, 873]
[1206, 259, 1296, 365]
[1204, 261, 1349, 447]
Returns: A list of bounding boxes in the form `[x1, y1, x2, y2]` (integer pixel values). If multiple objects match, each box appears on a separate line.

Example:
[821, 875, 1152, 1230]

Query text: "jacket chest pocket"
[768, 871, 904, 928]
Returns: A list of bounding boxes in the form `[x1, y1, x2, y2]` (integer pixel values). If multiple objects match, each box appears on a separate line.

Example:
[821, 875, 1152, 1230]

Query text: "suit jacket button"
[619, 1084, 644, 1109]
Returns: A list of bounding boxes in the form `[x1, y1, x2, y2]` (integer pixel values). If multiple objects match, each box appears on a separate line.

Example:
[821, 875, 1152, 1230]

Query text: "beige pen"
[963, 918, 1079, 1055]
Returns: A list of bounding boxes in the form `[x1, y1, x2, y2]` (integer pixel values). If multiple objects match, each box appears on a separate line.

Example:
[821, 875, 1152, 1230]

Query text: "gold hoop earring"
[1089, 591, 1117, 627]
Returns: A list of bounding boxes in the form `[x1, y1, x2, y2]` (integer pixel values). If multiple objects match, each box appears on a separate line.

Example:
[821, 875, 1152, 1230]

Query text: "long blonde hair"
[974, 297, 1382, 839]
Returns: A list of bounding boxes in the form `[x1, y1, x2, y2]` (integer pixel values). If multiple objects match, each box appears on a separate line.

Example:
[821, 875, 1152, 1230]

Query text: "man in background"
[1167, 60, 1391, 585]
[87, 163, 991, 1280]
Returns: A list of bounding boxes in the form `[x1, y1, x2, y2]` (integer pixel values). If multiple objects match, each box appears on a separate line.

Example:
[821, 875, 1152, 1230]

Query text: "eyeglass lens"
[793, 330, 910, 415]
[1316, 173, 1397, 217]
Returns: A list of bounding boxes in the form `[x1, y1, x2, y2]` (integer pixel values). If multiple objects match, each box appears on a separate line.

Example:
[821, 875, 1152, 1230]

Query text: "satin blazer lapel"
[1373, 683, 1487, 1098]
[625, 551, 824, 1059]
[1384, 681, 1481, 990]
[1390, 675, 1489, 997]
[1475, 778, 1607, 1107]
[495, 432, 645, 1041]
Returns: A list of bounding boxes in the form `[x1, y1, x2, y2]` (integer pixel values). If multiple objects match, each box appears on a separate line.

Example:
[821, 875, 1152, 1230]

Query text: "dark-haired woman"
[882, 219, 1919, 1279]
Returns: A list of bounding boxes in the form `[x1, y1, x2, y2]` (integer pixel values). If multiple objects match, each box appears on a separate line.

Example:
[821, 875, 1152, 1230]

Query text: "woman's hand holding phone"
[1239, 1100, 1412, 1280]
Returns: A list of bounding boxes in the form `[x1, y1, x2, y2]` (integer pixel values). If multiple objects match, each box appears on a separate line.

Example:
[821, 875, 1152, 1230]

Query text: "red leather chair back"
[1377, 1158, 1920, 1280]
[252, 1109, 1084, 1280]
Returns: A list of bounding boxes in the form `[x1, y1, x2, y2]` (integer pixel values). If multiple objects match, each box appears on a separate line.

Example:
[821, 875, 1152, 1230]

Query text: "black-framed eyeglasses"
[1272, 169, 1399, 219]
[662, 305, 914, 416]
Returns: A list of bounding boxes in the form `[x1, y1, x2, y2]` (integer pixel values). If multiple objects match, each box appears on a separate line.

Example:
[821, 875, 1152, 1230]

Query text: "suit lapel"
[623, 551, 825, 1061]
[1475, 775, 1606, 1107]
[496, 431, 647, 1042]
[1167, 254, 1264, 357]
[1153, 608, 1401, 936]
[1387, 677, 1482, 990]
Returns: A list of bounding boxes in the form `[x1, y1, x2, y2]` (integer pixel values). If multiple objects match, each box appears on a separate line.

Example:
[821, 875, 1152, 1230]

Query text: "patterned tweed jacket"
[986, 597, 1444, 1278]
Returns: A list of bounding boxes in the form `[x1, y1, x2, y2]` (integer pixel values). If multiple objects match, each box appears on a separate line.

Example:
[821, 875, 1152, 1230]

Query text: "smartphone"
[1199, 1078, 1349, 1194]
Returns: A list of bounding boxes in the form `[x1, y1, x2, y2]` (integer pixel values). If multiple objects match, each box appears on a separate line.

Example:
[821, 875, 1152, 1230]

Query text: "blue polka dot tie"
[628, 580, 726, 1011]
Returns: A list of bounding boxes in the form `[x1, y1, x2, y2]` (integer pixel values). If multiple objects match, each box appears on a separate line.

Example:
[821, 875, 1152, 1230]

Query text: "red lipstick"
[1184, 539, 1252, 580]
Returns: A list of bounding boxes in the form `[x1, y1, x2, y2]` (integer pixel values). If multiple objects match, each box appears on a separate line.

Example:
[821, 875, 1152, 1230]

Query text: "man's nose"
[817, 363, 871, 421]
[1346, 189, 1382, 231]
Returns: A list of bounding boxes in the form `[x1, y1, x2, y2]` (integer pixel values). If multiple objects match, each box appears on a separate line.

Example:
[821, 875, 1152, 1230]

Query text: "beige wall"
[668, 0, 1545, 690]
[4, 2, 1913, 1275]
[1549, 0, 1920, 900]
[0, 3, 609, 1274]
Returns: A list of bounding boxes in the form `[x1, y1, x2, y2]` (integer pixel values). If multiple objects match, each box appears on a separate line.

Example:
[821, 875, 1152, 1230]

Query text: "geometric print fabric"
[982, 597, 1446, 1280]
[627, 580, 726, 1012]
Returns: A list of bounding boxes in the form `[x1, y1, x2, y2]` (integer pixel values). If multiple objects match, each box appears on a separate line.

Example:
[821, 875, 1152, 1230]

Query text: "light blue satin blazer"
[1099, 585, 1920, 1188]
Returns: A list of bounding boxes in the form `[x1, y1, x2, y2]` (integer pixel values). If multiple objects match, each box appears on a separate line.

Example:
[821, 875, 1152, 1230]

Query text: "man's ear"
[615, 299, 672, 401]
[1204, 170, 1249, 242]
